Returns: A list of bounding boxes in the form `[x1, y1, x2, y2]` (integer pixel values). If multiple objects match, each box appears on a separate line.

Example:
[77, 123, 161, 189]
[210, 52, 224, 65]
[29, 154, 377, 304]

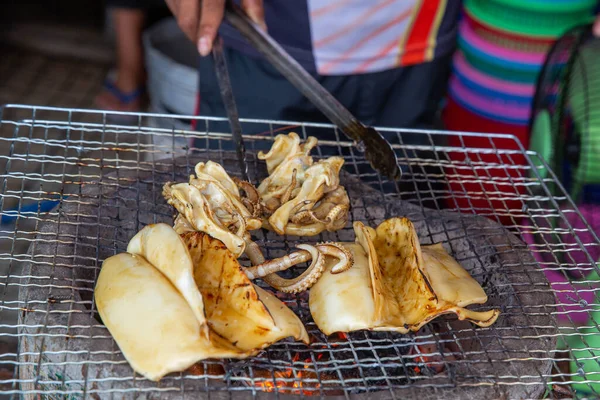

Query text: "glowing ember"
[250, 335, 345, 396]
[409, 340, 458, 375]
[252, 353, 323, 395]
[245, 331, 410, 395]
[185, 362, 225, 376]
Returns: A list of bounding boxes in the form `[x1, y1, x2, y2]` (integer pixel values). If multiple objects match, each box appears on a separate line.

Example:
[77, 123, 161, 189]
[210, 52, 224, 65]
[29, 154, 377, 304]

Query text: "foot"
[95, 72, 146, 113]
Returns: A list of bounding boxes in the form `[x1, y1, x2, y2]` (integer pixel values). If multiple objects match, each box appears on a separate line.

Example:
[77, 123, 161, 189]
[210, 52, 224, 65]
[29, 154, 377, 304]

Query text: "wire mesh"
[0, 103, 598, 399]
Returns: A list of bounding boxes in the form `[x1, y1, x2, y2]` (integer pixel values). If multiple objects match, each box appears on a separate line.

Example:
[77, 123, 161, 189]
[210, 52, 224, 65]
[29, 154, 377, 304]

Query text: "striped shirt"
[220, 0, 461, 76]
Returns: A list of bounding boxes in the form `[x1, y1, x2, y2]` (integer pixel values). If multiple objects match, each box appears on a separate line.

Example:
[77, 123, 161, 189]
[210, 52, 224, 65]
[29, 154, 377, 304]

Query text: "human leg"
[95, 5, 145, 112]
[112, 7, 147, 94]
[95, 0, 169, 112]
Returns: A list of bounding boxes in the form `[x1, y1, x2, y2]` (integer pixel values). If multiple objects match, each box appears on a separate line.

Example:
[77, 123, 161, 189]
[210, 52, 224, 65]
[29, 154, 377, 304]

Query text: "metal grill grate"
[0, 104, 598, 399]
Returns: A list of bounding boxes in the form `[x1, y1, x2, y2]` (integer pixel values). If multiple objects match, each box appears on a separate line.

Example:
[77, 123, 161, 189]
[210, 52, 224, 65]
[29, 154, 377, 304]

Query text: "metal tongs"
[212, 0, 402, 182]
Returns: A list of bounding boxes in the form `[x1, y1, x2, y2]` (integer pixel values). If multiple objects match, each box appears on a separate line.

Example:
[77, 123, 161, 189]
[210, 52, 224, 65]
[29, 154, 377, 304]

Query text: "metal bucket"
[143, 17, 198, 118]
[143, 17, 198, 156]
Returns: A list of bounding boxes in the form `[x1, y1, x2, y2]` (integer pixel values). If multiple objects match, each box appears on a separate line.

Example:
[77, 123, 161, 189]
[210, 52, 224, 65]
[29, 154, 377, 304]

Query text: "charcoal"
[17, 153, 557, 400]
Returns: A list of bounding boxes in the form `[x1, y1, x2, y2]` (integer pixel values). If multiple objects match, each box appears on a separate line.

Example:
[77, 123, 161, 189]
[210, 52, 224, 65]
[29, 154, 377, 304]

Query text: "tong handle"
[212, 36, 249, 181]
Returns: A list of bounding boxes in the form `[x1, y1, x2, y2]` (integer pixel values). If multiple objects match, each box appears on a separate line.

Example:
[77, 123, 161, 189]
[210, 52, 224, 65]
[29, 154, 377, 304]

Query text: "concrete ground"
[0, 7, 116, 394]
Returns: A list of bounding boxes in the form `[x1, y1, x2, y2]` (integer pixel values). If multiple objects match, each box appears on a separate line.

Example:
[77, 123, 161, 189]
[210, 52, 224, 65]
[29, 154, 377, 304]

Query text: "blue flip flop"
[101, 79, 146, 105]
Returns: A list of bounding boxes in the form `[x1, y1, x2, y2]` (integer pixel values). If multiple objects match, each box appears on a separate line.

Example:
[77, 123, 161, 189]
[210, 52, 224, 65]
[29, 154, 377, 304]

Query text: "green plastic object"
[566, 268, 600, 397]
[465, 0, 596, 38]
[529, 109, 553, 180]
[573, 127, 600, 192]
[567, 267, 600, 396]
[568, 324, 600, 396]
[567, 41, 600, 129]
[566, 42, 600, 199]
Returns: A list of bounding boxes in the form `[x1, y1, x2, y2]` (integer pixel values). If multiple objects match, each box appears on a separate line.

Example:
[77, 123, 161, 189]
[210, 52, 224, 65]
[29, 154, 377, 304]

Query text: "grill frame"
[0, 104, 598, 399]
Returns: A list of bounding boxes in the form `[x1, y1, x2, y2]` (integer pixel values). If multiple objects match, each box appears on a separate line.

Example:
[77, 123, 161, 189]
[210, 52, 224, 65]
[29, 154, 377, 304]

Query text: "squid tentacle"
[261, 244, 325, 294]
[232, 211, 247, 239]
[264, 198, 281, 214]
[234, 178, 262, 218]
[289, 200, 319, 225]
[290, 204, 348, 230]
[323, 204, 349, 224]
[244, 249, 312, 281]
[279, 168, 298, 205]
[243, 233, 265, 265]
[233, 178, 260, 204]
[291, 210, 322, 225]
[315, 242, 354, 274]
[242, 233, 354, 293]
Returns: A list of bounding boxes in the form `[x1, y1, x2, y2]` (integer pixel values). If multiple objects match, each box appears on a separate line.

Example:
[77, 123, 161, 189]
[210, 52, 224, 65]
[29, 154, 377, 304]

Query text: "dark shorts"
[194, 45, 451, 146]
[193, 46, 452, 200]
[105, 0, 171, 35]
[195, 46, 451, 130]
[105, 0, 166, 9]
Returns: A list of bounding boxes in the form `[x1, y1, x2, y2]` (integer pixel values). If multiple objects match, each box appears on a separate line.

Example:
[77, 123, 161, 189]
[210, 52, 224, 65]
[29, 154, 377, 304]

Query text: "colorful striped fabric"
[220, 0, 461, 75]
[308, 0, 452, 74]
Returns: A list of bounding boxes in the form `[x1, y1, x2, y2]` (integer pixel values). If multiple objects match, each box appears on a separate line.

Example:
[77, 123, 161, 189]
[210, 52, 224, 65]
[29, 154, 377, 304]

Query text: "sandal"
[94, 77, 147, 113]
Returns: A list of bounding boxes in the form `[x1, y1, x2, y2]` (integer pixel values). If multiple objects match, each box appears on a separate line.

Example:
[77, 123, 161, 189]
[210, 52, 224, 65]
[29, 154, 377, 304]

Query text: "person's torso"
[219, 0, 462, 76]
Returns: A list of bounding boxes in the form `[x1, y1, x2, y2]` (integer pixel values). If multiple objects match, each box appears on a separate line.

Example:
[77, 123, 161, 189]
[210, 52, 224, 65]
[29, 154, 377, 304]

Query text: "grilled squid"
[308, 217, 500, 335]
[244, 240, 354, 294]
[162, 161, 262, 257]
[257, 132, 350, 236]
[160, 155, 353, 293]
[95, 223, 309, 381]
[163, 133, 352, 249]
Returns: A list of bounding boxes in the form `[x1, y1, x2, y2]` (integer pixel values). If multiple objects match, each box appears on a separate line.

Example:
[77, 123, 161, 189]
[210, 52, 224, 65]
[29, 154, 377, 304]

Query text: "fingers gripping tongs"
[212, 0, 402, 182]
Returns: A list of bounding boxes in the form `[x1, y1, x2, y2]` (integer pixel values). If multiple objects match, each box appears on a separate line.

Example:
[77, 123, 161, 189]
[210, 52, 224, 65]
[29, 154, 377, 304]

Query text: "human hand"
[165, 0, 265, 56]
[594, 13, 600, 37]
